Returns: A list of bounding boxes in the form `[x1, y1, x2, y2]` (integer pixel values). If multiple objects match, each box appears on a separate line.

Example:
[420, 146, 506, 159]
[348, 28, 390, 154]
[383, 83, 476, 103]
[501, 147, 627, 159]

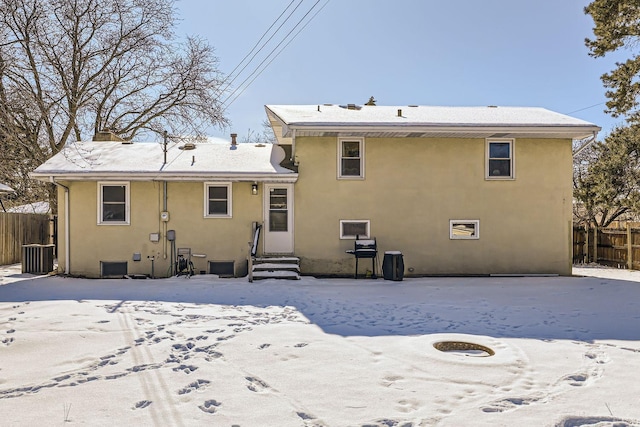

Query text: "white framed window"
[340, 220, 370, 239]
[486, 139, 514, 179]
[204, 182, 232, 218]
[450, 220, 479, 240]
[98, 182, 130, 225]
[338, 138, 365, 179]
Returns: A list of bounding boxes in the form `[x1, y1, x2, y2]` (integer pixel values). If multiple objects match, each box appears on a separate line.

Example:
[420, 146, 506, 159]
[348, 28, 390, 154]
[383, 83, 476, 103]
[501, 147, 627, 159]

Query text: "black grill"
[345, 237, 378, 279]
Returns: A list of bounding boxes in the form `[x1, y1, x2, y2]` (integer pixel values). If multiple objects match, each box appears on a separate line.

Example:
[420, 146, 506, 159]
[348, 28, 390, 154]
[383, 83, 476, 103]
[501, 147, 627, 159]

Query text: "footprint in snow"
[246, 376, 270, 393]
[134, 400, 151, 409]
[198, 399, 221, 414]
[481, 395, 545, 413]
[177, 379, 210, 395]
[554, 416, 640, 427]
[172, 364, 198, 374]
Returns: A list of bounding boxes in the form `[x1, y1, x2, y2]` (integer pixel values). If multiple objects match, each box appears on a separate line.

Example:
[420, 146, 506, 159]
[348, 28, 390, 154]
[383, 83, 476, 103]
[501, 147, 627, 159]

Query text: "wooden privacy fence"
[0, 213, 51, 265]
[573, 223, 640, 269]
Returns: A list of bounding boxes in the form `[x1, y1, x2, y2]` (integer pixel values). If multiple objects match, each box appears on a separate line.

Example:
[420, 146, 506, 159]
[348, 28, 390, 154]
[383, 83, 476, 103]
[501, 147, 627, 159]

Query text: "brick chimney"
[93, 129, 125, 142]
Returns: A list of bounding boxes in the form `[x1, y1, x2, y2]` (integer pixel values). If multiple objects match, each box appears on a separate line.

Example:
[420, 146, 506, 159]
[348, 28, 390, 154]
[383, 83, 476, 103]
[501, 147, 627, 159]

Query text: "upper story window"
[486, 139, 514, 179]
[204, 182, 232, 218]
[338, 138, 365, 179]
[98, 182, 130, 225]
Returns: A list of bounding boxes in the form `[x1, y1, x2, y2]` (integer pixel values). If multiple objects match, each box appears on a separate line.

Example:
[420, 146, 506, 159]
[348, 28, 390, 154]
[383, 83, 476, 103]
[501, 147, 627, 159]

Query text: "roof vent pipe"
[230, 133, 237, 150]
[397, 109, 402, 117]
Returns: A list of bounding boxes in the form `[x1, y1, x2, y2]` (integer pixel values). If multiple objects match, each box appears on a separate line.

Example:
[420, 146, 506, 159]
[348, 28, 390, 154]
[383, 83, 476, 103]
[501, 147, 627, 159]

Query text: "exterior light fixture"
[251, 183, 258, 195]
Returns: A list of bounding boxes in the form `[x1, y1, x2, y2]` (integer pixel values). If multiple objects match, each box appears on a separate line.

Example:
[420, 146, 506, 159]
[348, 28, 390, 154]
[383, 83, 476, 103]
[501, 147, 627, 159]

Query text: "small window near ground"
[98, 182, 130, 225]
[338, 138, 364, 179]
[450, 220, 479, 240]
[208, 261, 235, 277]
[204, 183, 232, 218]
[486, 139, 514, 179]
[100, 261, 128, 277]
[340, 220, 370, 239]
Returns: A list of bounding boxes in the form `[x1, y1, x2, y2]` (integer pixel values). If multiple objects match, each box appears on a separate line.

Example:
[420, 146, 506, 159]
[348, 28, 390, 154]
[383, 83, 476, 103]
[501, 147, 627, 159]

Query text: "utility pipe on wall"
[163, 181, 168, 260]
[290, 129, 296, 164]
[50, 177, 70, 274]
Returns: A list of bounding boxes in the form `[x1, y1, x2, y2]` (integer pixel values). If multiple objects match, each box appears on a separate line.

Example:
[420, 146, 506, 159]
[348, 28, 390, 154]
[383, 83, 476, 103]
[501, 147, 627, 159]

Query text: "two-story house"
[31, 104, 599, 278]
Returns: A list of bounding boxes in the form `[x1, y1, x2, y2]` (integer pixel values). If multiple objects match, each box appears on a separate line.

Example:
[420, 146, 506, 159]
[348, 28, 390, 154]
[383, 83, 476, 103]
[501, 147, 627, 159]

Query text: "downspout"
[50, 177, 70, 274]
[163, 181, 168, 260]
[291, 129, 297, 165]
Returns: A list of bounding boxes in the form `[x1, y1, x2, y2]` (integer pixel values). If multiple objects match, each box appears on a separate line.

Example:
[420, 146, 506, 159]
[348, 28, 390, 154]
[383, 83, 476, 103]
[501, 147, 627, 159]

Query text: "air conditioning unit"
[22, 244, 55, 274]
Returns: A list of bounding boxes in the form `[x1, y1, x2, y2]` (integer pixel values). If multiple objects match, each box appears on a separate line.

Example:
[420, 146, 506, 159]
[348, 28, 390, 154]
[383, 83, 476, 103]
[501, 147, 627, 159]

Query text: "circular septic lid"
[433, 341, 495, 357]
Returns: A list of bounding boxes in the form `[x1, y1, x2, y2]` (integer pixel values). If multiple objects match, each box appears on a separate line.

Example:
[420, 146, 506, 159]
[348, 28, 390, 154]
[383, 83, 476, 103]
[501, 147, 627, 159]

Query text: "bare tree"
[0, 47, 48, 208]
[239, 119, 276, 144]
[0, 0, 228, 207]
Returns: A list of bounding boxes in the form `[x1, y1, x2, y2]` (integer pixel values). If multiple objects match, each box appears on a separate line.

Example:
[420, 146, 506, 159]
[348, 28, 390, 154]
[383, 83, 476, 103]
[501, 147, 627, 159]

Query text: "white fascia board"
[31, 172, 298, 183]
[282, 124, 601, 139]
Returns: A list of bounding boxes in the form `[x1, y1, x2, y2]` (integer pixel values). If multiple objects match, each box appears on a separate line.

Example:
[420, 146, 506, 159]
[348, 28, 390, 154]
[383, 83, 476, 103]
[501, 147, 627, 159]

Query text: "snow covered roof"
[0, 183, 15, 194]
[265, 104, 601, 141]
[31, 138, 297, 182]
[7, 201, 51, 214]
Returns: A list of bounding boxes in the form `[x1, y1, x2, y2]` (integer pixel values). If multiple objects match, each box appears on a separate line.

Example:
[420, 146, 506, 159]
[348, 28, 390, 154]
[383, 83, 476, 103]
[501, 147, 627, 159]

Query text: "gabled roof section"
[31, 139, 297, 182]
[265, 104, 601, 141]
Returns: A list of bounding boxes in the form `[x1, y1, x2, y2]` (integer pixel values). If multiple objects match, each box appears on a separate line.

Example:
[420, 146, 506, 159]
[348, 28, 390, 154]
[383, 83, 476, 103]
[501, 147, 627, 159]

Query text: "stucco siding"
[58, 180, 261, 277]
[54, 135, 573, 278]
[293, 136, 573, 276]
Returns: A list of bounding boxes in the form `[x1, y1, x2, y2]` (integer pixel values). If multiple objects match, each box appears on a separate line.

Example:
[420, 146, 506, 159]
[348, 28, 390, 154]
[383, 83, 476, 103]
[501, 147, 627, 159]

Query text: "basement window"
[450, 220, 480, 240]
[340, 220, 370, 239]
[100, 261, 128, 278]
[208, 261, 235, 277]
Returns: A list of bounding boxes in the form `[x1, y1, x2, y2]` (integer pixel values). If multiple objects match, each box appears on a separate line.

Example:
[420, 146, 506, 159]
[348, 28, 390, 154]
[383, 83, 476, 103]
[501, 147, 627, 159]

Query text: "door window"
[269, 188, 288, 232]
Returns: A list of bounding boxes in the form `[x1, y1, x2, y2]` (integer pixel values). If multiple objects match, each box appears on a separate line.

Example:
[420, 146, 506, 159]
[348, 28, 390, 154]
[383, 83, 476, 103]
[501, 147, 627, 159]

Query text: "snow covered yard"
[1, 265, 640, 427]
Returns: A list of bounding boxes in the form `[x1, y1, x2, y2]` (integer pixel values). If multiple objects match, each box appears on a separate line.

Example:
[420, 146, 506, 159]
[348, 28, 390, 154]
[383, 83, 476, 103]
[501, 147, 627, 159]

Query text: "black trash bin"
[382, 251, 404, 281]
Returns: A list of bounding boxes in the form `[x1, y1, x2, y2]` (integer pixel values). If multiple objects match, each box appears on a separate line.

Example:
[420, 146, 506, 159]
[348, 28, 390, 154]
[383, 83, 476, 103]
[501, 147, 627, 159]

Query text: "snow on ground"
[1, 265, 640, 426]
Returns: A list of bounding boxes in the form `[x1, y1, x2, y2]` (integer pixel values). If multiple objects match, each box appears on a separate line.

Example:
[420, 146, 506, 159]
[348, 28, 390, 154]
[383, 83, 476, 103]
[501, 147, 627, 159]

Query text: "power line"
[565, 102, 606, 115]
[222, 0, 328, 108]
[222, 0, 323, 106]
[220, 0, 302, 93]
[223, 0, 330, 109]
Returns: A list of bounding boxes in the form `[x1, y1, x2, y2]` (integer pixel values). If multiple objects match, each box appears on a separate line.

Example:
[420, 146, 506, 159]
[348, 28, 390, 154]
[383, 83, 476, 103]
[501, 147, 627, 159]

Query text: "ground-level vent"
[209, 261, 235, 277]
[100, 261, 128, 278]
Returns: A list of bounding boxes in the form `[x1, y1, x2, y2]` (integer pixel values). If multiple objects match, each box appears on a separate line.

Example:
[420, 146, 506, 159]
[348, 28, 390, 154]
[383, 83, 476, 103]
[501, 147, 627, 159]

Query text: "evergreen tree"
[585, 0, 640, 122]
[574, 125, 640, 227]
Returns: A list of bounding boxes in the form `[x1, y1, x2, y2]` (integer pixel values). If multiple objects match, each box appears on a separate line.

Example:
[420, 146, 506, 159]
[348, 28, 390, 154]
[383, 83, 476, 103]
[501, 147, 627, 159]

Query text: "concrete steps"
[251, 257, 300, 280]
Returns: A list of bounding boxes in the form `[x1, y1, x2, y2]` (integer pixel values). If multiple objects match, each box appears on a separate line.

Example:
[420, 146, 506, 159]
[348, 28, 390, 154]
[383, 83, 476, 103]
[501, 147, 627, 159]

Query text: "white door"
[263, 183, 294, 254]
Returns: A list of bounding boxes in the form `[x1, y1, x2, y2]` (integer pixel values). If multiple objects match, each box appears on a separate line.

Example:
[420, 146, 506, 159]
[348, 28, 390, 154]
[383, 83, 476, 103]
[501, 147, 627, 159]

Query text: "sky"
[1, 265, 640, 425]
[174, 0, 628, 142]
